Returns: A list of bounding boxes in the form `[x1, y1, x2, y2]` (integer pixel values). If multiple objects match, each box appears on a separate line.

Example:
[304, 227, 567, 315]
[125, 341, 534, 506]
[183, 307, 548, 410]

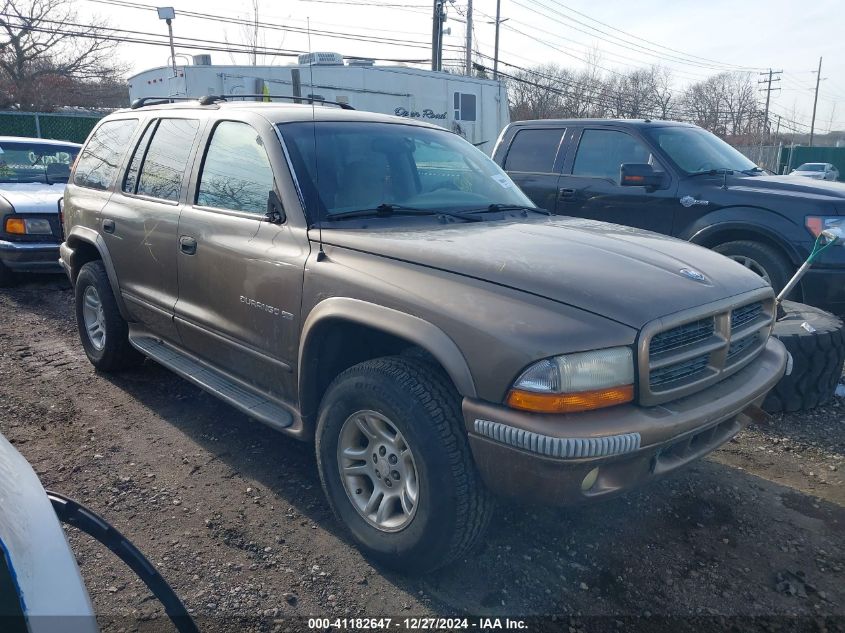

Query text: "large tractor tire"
[763, 301, 845, 413]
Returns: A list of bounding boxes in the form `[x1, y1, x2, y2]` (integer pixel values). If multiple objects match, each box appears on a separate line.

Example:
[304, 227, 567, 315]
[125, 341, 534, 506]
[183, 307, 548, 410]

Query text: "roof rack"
[197, 94, 355, 110]
[129, 96, 196, 109]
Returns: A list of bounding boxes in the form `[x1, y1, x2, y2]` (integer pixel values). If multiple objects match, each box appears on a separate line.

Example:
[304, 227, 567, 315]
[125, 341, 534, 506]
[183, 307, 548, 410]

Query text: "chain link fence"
[0, 111, 104, 144]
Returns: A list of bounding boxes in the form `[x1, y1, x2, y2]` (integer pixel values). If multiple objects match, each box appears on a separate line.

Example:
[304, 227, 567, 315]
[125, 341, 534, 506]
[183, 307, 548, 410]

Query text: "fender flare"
[64, 226, 130, 319]
[681, 210, 805, 266]
[298, 298, 477, 408]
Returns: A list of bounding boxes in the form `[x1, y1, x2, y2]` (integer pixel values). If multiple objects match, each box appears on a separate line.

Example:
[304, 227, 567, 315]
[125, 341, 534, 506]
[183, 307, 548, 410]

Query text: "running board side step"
[130, 336, 293, 431]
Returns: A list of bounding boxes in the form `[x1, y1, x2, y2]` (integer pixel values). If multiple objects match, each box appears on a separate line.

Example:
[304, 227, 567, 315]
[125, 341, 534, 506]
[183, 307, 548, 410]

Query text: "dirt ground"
[1, 275, 843, 633]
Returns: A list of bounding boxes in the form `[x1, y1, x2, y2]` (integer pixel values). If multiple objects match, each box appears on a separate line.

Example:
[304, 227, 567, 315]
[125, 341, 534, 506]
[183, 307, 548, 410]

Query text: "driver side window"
[572, 129, 662, 183]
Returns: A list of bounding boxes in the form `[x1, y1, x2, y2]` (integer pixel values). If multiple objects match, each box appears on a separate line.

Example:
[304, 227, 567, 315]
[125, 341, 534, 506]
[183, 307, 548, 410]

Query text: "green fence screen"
[779, 146, 845, 181]
[0, 111, 104, 144]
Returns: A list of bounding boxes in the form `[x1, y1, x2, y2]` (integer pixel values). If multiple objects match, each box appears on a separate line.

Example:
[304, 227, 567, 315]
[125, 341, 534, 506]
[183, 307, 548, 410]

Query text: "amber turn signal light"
[5, 218, 25, 234]
[506, 384, 634, 414]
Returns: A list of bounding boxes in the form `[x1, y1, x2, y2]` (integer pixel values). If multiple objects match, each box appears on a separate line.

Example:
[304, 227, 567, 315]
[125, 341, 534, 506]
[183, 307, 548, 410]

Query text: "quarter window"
[453, 92, 477, 122]
[504, 129, 564, 173]
[73, 119, 138, 190]
[196, 121, 275, 215]
[572, 129, 661, 183]
[122, 121, 156, 194]
[136, 118, 200, 202]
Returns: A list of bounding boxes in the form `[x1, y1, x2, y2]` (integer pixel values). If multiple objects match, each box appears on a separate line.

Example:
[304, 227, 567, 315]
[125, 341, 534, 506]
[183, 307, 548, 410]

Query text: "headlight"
[506, 347, 635, 414]
[5, 217, 53, 235]
[806, 216, 843, 238]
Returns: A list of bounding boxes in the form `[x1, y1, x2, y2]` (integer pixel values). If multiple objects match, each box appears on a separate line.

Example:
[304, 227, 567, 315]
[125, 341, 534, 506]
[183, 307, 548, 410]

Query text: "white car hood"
[0, 182, 65, 214]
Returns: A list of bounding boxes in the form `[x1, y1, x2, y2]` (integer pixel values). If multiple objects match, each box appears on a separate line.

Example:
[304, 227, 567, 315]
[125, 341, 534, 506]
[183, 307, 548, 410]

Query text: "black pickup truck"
[492, 119, 845, 314]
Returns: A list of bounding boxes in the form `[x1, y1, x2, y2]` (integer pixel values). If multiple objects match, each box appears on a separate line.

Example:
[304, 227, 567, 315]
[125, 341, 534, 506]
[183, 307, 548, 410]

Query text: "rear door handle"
[179, 236, 197, 255]
[558, 188, 576, 199]
[102, 219, 115, 234]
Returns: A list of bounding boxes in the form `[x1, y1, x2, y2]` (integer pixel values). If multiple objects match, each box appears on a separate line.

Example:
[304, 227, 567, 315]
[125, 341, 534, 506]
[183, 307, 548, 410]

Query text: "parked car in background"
[61, 100, 786, 572]
[493, 119, 845, 314]
[0, 136, 81, 286]
[789, 162, 840, 181]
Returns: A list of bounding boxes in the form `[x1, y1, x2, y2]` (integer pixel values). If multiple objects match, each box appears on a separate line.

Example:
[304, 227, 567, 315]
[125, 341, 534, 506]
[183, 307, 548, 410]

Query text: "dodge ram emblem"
[679, 268, 707, 282]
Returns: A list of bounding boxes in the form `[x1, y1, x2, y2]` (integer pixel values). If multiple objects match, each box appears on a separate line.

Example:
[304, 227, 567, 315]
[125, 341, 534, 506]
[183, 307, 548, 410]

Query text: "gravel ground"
[1, 275, 843, 633]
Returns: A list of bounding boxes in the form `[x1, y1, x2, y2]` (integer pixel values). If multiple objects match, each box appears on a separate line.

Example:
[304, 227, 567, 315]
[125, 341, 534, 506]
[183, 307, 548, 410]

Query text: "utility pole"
[810, 56, 823, 147]
[431, 0, 445, 71]
[493, 0, 501, 80]
[758, 68, 782, 135]
[465, 0, 473, 75]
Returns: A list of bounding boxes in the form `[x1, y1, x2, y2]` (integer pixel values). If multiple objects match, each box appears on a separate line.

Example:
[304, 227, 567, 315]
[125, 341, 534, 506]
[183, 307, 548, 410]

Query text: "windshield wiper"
[741, 167, 766, 175]
[484, 203, 552, 215]
[688, 168, 735, 177]
[326, 203, 482, 222]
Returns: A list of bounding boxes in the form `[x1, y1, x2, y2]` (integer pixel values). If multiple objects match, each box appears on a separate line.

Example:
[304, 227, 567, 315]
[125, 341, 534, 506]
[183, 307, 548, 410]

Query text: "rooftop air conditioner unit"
[347, 58, 375, 67]
[192, 54, 212, 65]
[297, 52, 344, 66]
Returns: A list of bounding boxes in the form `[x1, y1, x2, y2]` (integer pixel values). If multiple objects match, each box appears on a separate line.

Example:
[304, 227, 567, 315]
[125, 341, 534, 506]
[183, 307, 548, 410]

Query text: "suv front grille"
[639, 293, 774, 406]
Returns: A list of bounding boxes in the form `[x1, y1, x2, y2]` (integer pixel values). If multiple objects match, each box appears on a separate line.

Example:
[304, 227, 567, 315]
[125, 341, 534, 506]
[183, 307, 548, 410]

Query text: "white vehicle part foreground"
[0, 433, 97, 633]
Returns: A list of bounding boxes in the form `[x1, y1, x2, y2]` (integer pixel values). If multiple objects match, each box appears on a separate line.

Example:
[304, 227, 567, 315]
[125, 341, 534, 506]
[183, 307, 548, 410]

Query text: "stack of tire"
[763, 301, 845, 412]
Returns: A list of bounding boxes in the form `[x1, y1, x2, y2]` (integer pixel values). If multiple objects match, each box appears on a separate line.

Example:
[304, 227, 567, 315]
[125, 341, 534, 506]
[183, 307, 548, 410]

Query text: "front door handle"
[102, 219, 115, 234]
[558, 188, 576, 200]
[179, 236, 197, 255]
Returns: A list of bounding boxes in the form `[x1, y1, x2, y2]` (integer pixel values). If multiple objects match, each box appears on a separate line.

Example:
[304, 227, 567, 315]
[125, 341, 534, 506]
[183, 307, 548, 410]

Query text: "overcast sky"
[80, 0, 844, 132]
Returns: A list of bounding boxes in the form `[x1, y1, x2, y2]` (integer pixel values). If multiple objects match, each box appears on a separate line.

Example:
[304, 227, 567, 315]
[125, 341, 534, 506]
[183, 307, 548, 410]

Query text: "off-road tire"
[0, 261, 15, 287]
[763, 300, 845, 413]
[713, 240, 793, 296]
[75, 261, 143, 371]
[315, 356, 494, 573]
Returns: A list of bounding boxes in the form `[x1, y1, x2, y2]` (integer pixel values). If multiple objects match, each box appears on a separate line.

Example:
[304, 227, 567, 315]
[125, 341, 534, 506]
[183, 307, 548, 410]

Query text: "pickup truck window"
[196, 121, 275, 215]
[572, 129, 658, 182]
[504, 128, 563, 173]
[642, 126, 756, 175]
[135, 119, 200, 202]
[280, 121, 531, 221]
[73, 119, 138, 191]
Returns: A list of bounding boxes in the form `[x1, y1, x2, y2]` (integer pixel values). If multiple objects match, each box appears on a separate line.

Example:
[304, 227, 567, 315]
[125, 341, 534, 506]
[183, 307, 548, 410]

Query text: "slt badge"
[680, 195, 709, 208]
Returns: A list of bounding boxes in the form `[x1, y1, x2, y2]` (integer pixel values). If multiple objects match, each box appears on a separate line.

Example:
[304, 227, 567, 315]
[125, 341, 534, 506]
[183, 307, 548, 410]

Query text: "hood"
[725, 174, 845, 208]
[0, 182, 65, 214]
[322, 217, 769, 329]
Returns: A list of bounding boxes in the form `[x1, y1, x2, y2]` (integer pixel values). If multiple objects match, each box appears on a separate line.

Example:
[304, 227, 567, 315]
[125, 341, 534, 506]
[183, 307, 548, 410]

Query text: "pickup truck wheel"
[315, 356, 493, 573]
[75, 261, 143, 371]
[763, 301, 845, 412]
[713, 240, 792, 295]
[0, 261, 15, 287]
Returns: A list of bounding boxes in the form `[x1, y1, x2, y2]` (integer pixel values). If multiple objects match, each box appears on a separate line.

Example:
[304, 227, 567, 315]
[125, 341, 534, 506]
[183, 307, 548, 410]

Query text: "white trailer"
[127, 53, 510, 153]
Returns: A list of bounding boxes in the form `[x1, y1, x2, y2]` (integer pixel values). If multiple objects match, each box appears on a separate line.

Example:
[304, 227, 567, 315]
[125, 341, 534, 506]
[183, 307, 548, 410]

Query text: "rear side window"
[136, 118, 200, 202]
[504, 128, 564, 172]
[572, 129, 657, 182]
[73, 119, 138, 190]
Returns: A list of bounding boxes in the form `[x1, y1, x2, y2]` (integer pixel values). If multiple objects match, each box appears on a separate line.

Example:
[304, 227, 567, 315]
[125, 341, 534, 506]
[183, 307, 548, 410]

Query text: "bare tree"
[0, 0, 122, 110]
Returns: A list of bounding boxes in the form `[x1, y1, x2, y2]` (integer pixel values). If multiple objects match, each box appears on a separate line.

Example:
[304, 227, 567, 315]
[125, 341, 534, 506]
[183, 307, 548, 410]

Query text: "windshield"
[796, 163, 825, 172]
[642, 126, 757, 175]
[0, 141, 79, 184]
[279, 121, 533, 222]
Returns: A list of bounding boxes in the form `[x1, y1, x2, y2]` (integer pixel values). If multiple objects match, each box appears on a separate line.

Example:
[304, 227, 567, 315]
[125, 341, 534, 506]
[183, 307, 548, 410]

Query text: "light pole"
[157, 7, 177, 77]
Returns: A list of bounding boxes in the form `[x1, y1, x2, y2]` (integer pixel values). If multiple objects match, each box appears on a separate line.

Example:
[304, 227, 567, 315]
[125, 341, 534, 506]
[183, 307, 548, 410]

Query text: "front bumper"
[801, 267, 845, 316]
[0, 239, 61, 273]
[464, 337, 787, 505]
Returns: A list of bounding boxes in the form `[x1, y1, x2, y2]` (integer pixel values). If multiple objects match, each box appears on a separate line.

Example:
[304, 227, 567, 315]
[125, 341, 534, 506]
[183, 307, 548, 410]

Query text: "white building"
[127, 53, 510, 153]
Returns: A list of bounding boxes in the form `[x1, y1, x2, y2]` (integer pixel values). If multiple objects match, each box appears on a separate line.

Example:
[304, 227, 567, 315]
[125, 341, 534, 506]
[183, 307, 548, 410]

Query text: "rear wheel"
[713, 240, 792, 296]
[315, 356, 493, 573]
[75, 261, 143, 371]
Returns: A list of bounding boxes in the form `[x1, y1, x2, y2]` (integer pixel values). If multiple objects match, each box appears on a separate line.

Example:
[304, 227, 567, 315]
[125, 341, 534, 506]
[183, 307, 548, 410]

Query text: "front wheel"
[315, 357, 493, 573]
[713, 240, 792, 296]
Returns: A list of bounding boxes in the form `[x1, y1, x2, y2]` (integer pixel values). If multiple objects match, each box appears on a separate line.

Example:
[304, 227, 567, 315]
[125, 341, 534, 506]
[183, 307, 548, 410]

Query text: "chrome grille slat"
[640, 294, 774, 406]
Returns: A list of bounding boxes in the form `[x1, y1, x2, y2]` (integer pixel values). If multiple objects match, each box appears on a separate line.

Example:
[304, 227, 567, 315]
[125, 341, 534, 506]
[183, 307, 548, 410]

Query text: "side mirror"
[620, 163, 664, 188]
[265, 190, 286, 225]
